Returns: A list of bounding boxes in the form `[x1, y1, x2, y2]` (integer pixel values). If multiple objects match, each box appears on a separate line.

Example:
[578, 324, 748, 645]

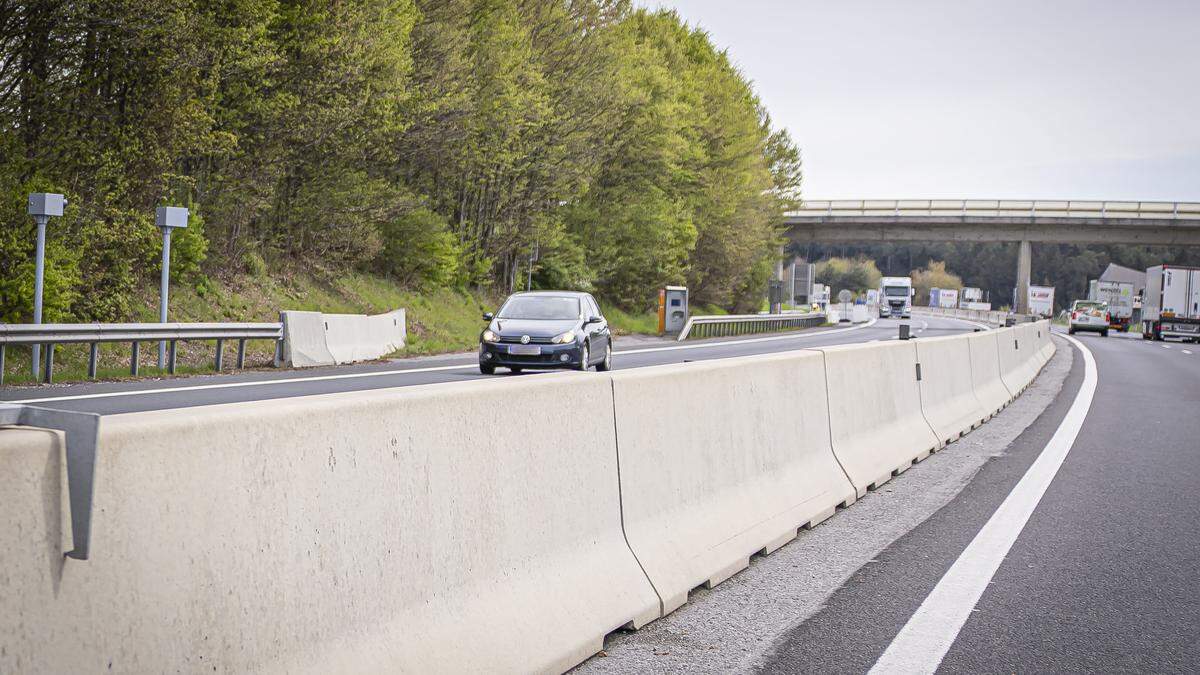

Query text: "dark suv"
[478, 291, 613, 374]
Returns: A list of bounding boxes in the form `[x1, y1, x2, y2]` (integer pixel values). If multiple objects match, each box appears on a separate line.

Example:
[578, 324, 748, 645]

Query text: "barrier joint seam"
[607, 378, 664, 618]
[0, 403, 100, 560]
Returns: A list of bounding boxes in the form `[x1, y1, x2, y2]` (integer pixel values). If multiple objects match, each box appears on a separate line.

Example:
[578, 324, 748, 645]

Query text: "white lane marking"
[1162, 345, 1171, 349]
[7, 318, 886, 404]
[1184, 350, 1193, 355]
[869, 333, 1098, 674]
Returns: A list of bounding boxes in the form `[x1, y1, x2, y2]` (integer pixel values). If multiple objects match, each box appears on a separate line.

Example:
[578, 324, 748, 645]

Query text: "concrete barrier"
[610, 351, 856, 616]
[0, 374, 658, 674]
[282, 309, 405, 367]
[915, 334, 988, 445]
[819, 340, 941, 496]
[967, 330, 1014, 414]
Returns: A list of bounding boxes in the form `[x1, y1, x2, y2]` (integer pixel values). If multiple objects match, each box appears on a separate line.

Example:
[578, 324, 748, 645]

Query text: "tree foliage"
[911, 260, 963, 305]
[815, 257, 881, 298]
[0, 1, 799, 321]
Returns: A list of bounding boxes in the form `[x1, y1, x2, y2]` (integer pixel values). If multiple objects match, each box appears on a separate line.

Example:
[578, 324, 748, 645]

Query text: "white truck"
[1087, 279, 1135, 331]
[878, 276, 914, 318]
[929, 287, 959, 309]
[1141, 265, 1200, 342]
[1020, 285, 1055, 318]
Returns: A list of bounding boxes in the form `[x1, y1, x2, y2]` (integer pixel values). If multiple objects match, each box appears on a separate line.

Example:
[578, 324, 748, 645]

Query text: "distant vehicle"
[1017, 285, 1055, 317]
[1068, 300, 1110, 337]
[1087, 279, 1134, 330]
[878, 276, 914, 318]
[959, 287, 991, 310]
[478, 291, 613, 374]
[1141, 265, 1200, 342]
[929, 287, 959, 309]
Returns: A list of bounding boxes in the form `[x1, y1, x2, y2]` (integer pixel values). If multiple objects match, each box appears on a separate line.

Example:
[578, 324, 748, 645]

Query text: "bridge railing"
[789, 199, 1200, 219]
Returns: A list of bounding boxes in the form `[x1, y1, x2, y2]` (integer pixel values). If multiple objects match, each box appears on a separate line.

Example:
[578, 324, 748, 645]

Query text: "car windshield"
[884, 286, 909, 297]
[1074, 301, 1106, 311]
[498, 296, 581, 320]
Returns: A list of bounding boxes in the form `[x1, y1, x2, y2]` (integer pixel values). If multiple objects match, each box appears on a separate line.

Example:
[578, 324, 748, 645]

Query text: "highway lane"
[759, 328, 1200, 672]
[0, 315, 984, 415]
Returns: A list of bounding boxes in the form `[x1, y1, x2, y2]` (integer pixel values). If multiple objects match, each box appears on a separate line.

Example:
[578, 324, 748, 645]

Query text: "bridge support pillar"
[1015, 239, 1031, 314]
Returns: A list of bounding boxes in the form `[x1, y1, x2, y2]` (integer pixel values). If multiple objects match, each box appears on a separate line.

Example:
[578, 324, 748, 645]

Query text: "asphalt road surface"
[1, 315, 983, 415]
[756, 328, 1200, 673]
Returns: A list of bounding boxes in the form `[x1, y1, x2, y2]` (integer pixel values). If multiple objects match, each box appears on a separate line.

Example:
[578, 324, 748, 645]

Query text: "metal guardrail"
[789, 199, 1200, 219]
[677, 312, 826, 341]
[0, 403, 100, 559]
[0, 321, 283, 385]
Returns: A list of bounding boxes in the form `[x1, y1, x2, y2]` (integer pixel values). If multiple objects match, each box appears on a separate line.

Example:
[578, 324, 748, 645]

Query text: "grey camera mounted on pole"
[27, 193, 67, 379]
[156, 207, 189, 370]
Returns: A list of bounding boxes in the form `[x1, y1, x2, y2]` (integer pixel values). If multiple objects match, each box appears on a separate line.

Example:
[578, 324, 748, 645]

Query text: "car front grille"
[499, 335, 554, 344]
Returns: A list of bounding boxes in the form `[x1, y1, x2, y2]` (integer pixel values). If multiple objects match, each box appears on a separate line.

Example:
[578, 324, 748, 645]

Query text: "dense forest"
[0, 0, 802, 324]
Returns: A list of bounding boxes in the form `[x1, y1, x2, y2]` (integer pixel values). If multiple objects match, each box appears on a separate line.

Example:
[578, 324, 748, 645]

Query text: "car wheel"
[510, 366, 523, 374]
[1068, 327, 1075, 335]
[479, 363, 495, 375]
[1101, 330, 1108, 337]
[596, 342, 613, 372]
[576, 343, 590, 371]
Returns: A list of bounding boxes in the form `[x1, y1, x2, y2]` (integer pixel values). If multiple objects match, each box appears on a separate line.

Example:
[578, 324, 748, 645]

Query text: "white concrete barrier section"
[280, 310, 336, 366]
[819, 340, 941, 496]
[610, 351, 856, 616]
[282, 309, 405, 367]
[967, 330, 1014, 414]
[997, 325, 1045, 395]
[851, 304, 869, 323]
[0, 374, 659, 674]
[915, 334, 989, 445]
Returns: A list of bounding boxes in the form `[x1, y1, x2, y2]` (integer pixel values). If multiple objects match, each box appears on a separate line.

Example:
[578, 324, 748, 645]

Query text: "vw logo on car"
[521, 335, 530, 344]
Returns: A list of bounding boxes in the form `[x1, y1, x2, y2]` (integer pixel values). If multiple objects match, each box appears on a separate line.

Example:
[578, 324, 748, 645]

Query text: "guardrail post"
[130, 341, 139, 376]
[0, 403, 101, 560]
[167, 340, 178, 375]
[237, 339, 247, 369]
[42, 343, 54, 383]
[0, 345, 5, 385]
[214, 339, 224, 371]
[274, 311, 285, 367]
[88, 343, 98, 379]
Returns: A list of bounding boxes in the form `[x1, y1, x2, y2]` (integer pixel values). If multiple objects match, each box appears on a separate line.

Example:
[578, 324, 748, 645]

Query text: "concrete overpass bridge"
[784, 200, 1200, 313]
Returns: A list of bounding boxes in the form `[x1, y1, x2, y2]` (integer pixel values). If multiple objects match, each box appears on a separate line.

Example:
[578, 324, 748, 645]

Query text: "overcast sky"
[641, 1, 1200, 201]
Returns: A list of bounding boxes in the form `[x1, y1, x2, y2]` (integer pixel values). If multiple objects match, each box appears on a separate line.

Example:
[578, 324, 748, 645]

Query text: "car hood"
[491, 318, 579, 338]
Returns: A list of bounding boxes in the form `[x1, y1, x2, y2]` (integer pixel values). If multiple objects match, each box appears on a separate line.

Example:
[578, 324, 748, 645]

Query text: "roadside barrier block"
[818, 340, 941, 496]
[610, 351, 856, 616]
[282, 309, 405, 367]
[968, 330, 1014, 414]
[0, 375, 658, 674]
[915, 334, 988, 445]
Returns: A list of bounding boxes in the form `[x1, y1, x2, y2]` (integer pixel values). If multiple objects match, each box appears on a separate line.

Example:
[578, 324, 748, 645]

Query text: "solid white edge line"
[6, 319, 883, 404]
[868, 333, 1097, 675]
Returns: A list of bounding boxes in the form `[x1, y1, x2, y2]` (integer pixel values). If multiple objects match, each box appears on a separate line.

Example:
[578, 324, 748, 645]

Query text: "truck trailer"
[1087, 279, 1135, 330]
[1142, 265, 1200, 342]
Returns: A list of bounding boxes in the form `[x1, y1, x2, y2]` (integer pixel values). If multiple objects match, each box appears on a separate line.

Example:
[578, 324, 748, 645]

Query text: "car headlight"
[551, 330, 576, 344]
[482, 329, 500, 343]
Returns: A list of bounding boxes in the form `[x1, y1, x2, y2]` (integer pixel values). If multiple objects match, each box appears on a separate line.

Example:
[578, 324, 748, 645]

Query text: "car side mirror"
[482, 312, 494, 321]
[585, 315, 601, 325]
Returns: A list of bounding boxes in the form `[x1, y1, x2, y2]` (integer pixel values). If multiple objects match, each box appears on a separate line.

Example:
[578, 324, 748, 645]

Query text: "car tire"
[1068, 327, 1075, 335]
[576, 343, 590, 371]
[479, 363, 495, 375]
[510, 366, 523, 374]
[1101, 330, 1108, 337]
[596, 342, 612, 372]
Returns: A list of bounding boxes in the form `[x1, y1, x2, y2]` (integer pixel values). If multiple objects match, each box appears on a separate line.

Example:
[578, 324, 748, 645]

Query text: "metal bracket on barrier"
[0, 403, 100, 560]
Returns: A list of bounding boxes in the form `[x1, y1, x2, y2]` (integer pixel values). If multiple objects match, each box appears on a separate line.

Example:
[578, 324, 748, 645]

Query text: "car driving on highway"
[1068, 299, 1110, 336]
[478, 291, 613, 374]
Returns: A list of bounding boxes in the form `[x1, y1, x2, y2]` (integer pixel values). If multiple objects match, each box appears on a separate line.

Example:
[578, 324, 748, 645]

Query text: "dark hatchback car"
[479, 291, 613, 374]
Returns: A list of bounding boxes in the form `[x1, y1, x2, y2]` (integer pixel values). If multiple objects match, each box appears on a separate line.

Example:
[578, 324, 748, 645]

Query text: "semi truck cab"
[879, 277, 914, 318]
